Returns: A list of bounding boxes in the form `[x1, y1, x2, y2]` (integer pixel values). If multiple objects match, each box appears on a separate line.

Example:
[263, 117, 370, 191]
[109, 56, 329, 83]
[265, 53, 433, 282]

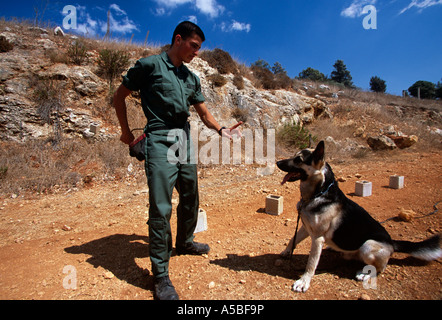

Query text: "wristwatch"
[218, 126, 226, 136]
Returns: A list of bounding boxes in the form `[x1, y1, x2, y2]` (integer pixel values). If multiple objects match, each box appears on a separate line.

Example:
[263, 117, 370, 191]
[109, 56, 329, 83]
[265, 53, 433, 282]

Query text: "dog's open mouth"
[281, 172, 301, 185]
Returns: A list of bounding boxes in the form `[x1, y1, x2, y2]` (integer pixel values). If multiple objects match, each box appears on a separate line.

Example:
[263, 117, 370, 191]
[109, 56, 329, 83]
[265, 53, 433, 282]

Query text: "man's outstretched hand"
[221, 121, 243, 139]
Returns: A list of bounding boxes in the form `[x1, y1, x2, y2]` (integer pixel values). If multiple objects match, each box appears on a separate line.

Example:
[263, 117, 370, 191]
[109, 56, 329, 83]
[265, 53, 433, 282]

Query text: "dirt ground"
[0, 150, 441, 300]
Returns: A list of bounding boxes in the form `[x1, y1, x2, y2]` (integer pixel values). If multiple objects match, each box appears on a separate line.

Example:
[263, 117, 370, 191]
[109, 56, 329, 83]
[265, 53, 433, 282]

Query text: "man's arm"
[113, 84, 135, 145]
[194, 102, 222, 133]
[194, 102, 241, 138]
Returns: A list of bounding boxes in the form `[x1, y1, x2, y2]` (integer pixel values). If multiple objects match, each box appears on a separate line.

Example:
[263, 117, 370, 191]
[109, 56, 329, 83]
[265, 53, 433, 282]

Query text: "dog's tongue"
[281, 172, 296, 185]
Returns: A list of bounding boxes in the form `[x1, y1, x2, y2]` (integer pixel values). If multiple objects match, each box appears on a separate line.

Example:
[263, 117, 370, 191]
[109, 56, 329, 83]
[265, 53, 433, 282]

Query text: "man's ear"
[173, 34, 182, 46]
[312, 140, 325, 165]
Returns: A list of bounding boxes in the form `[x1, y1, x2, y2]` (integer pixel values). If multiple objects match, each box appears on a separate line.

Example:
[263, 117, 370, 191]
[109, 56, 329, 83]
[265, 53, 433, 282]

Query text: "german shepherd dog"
[277, 141, 441, 293]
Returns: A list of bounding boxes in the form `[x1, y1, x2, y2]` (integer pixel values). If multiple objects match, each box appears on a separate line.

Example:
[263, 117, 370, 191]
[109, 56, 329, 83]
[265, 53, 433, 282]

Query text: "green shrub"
[97, 49, 130, 88]
[199, 48, 238, 75]
[251, 64, 276, 90]
[277, 121, 315, 149]
[233, 74, 244, 90]
[231, 107, 248, 123]
[32, 77, 64, 144]
[207, 73, 227, 87]
[68, 40, 88, 65]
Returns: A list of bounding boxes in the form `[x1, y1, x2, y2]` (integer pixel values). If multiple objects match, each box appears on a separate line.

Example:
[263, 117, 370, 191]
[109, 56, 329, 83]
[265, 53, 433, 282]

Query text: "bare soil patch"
[0, 150, 440, 300]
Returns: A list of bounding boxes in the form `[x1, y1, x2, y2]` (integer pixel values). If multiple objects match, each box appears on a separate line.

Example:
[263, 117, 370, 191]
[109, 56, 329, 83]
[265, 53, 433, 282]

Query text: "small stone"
[274, 259, 284, 267]
[208, 281, 215, 289]
[398, 208, 414, 222]
[104, 271, 114, 279]
[359, 293, 371, 300]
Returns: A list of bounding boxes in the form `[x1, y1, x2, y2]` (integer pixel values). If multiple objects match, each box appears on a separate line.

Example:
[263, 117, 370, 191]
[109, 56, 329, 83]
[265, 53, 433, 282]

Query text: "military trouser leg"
[145, 129, 198, 279]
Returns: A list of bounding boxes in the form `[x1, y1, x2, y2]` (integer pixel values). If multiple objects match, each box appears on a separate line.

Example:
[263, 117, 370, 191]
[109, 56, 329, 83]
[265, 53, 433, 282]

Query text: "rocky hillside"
[0, 21, 333, 144]
[0, 21, 441, 194]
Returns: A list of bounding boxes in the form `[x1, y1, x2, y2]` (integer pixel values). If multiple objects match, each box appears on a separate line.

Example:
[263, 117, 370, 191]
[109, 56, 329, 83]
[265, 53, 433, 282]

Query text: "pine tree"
[369, 76, 386, 93]
[330, 60, 354, 87]
[297, 67, 326, 81]
[408, 81, 436, 99]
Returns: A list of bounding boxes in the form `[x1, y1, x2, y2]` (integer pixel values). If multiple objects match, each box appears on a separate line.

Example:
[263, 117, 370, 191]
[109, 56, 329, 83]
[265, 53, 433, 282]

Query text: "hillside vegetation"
[0, 20, 441, 195]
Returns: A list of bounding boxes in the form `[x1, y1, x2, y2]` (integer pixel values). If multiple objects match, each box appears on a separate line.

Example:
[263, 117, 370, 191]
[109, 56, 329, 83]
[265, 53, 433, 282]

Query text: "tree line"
[199, 48, 441, 99]
[296, 60, 442, 100]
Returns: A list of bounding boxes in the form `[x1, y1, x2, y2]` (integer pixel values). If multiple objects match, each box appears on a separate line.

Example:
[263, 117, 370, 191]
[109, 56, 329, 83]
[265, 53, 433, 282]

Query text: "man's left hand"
[221, 121, 243, 139]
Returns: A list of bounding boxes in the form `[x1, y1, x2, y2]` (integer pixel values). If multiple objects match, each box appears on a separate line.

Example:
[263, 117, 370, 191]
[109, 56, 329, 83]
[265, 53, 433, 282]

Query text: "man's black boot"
[154, 276, 179, 300]
[176, 241, 210, 255]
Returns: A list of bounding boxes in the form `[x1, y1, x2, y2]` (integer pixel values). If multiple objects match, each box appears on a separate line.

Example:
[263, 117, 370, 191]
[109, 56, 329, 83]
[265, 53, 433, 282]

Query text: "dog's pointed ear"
[312, 140, 325, 164]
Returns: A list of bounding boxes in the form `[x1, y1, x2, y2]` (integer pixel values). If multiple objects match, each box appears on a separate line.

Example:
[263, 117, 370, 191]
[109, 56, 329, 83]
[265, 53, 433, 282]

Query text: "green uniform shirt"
[122, 51, 205, 129]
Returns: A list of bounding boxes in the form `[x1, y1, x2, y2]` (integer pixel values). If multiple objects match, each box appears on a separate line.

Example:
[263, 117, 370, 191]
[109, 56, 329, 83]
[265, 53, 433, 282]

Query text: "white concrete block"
[355, 180, 372, 197]
[389, 175, 404, 189]
[266, 195, 283, 215]
[194, 208, 207, 233]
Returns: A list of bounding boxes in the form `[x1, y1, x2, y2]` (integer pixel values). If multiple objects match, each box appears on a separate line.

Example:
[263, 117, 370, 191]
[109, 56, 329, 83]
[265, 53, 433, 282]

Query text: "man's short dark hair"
[171, 21, 205, 45]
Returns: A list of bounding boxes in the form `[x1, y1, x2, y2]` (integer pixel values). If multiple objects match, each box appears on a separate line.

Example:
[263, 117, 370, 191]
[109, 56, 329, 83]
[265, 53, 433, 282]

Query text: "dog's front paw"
[355, 271, 371, 282]
[292, 275, 311, 293]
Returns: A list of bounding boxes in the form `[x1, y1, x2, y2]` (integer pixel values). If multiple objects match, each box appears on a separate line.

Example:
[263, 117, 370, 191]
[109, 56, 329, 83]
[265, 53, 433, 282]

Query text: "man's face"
[175, 33, 202, 63]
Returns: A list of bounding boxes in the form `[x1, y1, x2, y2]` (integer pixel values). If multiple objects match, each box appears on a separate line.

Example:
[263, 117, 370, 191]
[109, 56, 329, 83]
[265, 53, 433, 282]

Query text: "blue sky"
[2, 0, 442, 95]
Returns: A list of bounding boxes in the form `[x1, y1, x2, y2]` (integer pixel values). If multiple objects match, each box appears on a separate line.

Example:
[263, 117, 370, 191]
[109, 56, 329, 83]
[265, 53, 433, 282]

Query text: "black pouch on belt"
[129, 132, 147, 161]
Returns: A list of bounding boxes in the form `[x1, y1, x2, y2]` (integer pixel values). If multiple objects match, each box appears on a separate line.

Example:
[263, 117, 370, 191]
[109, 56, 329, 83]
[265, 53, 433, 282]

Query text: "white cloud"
[230, 20, 251, 32]
[153, 0, 224, 18]
[103, 12, 138, 34]
[74, 5, 99, 36]
[109, 4, 126, 15]
[399, 0, 442, 14]
[186, 15, 198, 23]
[220, 20, 251, 33]
[154, 0, 192, 7]
[70, 4, 138, 36]
[107, 4, 138, 34]
[341, 0, 377, 18]
[195, 0, 224, 18]
[154, 7, 166, 16]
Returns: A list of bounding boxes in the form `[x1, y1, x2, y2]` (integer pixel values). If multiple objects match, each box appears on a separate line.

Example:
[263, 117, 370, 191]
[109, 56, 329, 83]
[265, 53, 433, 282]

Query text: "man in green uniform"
[113, 21, 240, 300]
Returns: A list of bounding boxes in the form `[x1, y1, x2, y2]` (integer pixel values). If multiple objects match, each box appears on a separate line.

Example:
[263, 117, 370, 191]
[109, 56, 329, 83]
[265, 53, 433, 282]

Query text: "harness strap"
[289, 180, 334, 260]
[289, 209, 302, 260]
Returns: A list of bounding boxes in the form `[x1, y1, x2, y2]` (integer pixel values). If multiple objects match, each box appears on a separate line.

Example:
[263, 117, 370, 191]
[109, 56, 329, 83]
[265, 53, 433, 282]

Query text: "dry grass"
[0, 137, 141, 195]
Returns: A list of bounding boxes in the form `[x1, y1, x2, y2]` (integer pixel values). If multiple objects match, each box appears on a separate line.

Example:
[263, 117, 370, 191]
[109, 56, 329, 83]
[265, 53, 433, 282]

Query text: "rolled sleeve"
[122, 60, 145, 92]
[189, 76, 205, 105]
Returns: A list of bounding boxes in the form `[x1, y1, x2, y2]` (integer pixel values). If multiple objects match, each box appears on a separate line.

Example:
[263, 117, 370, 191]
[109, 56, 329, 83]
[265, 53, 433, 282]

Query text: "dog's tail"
[392, 234, 442, 261]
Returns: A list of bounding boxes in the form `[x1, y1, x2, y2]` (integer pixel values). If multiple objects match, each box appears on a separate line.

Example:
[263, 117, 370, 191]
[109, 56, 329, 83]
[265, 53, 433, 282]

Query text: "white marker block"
[355, 180, 372, 197]
[266, 195, 283, 215]
[194, 208, 208, 233]
[389, 175, 404, 189]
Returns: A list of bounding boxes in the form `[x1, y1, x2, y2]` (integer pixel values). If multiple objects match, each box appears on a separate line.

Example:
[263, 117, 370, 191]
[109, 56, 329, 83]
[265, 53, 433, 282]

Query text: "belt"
[146, 122, 190, 134]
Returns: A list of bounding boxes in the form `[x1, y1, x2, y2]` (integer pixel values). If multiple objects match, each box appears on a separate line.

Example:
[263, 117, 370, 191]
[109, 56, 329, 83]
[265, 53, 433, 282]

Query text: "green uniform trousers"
[145, 128, 198, 278]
